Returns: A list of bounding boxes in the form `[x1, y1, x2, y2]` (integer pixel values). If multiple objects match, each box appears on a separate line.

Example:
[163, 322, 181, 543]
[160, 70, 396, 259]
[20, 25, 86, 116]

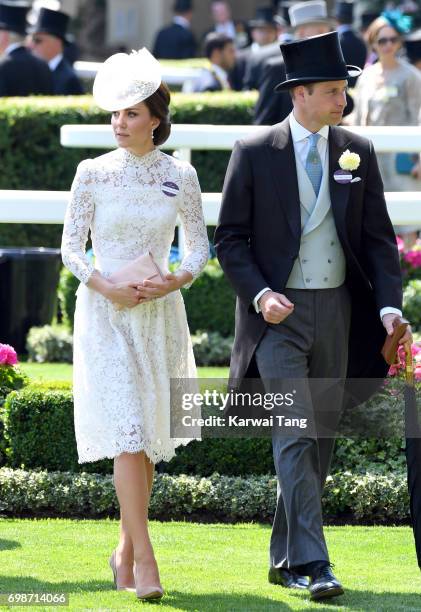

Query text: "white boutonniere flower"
[338, 150, 361, 172]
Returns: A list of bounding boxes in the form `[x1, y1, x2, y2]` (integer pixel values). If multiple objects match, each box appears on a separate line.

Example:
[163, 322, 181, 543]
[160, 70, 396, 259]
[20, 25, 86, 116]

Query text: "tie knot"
[308, 133, 321, 148]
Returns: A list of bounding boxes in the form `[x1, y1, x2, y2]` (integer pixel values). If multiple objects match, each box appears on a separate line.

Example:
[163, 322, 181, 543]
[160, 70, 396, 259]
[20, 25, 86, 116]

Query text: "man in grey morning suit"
[214, 32, 411, 602]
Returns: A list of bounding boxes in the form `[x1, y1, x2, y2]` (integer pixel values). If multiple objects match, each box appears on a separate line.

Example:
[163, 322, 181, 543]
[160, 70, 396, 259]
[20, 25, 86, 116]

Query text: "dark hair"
[143, 81, 171, 146]
[204, 32, 234, 59]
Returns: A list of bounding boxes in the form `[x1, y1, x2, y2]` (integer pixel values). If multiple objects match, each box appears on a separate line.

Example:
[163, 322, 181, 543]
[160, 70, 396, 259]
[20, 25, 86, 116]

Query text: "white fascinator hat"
[93, 48, 162, 112]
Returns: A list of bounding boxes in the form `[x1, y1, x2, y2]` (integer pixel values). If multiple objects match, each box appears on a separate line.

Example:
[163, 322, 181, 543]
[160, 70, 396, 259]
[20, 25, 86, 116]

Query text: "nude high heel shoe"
[134, 561, 164, 601]
[109, 550, 136, 593]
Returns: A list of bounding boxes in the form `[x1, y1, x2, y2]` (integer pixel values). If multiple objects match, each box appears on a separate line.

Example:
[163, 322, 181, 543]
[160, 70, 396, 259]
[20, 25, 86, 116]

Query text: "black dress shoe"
[268, 567, 309, 589]
[308, 564, 344, 601]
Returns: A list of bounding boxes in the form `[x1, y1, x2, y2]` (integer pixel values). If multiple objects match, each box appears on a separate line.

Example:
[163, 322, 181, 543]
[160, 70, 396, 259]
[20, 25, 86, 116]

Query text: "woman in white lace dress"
[61, 49, 208, 600]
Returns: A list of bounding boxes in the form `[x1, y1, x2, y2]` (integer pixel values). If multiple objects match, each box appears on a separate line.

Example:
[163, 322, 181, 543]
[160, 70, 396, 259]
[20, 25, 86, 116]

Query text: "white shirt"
[215, 21, 236, 39]
[253, 112, 402, 321]
[49, 53, 63, 71]
[211, 63, 230, 89]
[173, 15, 190, 29]
[4, 42, 23, 56]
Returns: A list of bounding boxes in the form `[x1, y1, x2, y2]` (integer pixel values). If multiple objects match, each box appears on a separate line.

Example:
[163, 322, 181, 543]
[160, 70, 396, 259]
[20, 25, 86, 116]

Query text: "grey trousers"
[254, 285, 351, 570]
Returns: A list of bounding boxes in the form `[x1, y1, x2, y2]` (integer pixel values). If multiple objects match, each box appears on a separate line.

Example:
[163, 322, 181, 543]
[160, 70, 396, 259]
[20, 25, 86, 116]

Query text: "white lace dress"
[61, 147, 209, 464]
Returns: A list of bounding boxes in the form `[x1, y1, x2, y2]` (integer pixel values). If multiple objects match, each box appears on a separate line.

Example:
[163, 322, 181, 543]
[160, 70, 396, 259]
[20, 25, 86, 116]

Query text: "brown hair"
[289, 83, 315, 100]
[366, 16, 399, 49]
[144, 81, 171, 146]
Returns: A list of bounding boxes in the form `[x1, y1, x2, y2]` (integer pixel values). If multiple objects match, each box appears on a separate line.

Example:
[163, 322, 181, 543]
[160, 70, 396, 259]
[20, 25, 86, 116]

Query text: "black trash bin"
[0, 247, 62, 353]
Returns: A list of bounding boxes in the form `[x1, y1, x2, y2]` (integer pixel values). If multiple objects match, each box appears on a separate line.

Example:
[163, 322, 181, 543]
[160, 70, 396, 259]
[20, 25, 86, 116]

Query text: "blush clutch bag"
[109, 251, 165, 309]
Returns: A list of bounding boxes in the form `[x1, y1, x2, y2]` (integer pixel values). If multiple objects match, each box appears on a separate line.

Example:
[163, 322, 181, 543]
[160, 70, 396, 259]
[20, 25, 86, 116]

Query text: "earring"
[151, 128, 155, 142]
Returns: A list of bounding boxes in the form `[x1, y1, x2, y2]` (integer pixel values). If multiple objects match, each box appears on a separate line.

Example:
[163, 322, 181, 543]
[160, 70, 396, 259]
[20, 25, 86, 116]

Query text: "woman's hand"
[106, 282, 143, 308]
[137, 272, 191, 301]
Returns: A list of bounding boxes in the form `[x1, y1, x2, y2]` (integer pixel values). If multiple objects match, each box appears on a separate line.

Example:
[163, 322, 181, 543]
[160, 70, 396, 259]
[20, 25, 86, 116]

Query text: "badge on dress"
[162, 181, 180, 197]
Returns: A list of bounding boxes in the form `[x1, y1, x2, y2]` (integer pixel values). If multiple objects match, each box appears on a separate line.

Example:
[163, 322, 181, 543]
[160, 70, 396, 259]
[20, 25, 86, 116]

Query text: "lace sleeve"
[61, 159, 96, 284]
[177, 164, 209, 287]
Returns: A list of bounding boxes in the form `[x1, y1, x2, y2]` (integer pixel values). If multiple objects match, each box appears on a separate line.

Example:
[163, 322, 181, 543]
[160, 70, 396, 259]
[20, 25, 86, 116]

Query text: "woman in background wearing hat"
[61, 49, 208, 601]
[352, 12, 421, 194]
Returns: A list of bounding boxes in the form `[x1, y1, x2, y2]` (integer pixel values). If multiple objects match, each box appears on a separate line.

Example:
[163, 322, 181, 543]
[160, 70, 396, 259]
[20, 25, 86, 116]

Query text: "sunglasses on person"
[31, 36, 47, 45]
[376, 36, 400, 46]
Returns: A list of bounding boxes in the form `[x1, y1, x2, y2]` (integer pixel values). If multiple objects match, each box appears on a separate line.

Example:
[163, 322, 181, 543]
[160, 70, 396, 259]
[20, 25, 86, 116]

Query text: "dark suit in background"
[153, 22, 196, 59]
[253, 56, 293, 125]
[0, 46, 52, 96]
[52, 57, 84, 95]
[337, 26, 367, 87]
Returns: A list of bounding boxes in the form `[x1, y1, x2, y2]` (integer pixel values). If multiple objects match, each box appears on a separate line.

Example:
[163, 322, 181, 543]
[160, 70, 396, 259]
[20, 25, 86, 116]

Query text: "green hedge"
[0, 467, 411, 523]
[0, 379, 415, 478]
[0, 93, 256, 247]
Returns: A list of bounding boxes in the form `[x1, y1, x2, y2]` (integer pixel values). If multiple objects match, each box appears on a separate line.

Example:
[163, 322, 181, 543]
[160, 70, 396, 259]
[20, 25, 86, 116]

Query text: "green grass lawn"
[19, 363, 229, 383]
[0, 520, 420, 611]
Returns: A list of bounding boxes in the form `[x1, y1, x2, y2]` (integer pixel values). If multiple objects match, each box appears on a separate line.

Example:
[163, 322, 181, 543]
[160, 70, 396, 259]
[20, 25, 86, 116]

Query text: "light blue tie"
[305, 133, 323, 197]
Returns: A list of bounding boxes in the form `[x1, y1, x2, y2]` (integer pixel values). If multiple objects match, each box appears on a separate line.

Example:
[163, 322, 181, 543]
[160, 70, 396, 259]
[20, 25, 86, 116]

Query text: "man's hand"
[382, 313, 413, 345]
[258, 291, 294, 324]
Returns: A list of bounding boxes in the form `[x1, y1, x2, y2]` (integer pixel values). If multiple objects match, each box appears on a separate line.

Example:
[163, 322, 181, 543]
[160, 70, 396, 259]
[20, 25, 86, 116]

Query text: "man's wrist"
[253, 287, 271, 313]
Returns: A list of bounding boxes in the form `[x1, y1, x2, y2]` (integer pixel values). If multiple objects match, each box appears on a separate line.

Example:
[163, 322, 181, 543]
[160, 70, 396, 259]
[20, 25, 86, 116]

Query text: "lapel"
[329, 126, 353, 231]
[267, 118, 301, 240]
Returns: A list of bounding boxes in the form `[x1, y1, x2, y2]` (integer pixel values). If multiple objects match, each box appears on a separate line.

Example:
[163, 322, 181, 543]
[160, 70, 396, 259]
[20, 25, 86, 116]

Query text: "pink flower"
[0, 343, 18, 366]
[415, 366, 421, 381]
[396, 235, 405, 253]
[403, 250, 421, 269]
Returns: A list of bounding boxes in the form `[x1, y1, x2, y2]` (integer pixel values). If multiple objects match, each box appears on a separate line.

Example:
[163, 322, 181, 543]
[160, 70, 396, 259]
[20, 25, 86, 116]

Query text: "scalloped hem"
[77, 437, 200, 465]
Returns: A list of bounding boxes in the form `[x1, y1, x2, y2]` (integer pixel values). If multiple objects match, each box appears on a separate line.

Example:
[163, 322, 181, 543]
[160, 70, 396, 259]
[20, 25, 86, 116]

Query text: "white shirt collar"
[337, 24, 352, 34]
[289, 111, 329, 143]
[211, 63, 228, 83]
[4, 42, 23, 56]
[49, 53, 63, 71]
[173, 15, 190, 29]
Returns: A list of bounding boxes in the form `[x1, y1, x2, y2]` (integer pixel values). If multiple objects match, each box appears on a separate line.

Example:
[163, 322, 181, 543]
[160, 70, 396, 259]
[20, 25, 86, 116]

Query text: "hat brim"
[274, 65, 362, 91]
[27, 25, 69, 41]
[292, 18, 333, 29]
[248, 19, 277, 28]
[0, 21, 27, 35]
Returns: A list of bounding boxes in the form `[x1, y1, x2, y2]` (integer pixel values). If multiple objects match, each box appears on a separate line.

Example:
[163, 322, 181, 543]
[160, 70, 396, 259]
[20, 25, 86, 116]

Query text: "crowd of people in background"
[0, 1, 83, 96]
[153, 0, 421, 240]
[0, 0, 420, 225]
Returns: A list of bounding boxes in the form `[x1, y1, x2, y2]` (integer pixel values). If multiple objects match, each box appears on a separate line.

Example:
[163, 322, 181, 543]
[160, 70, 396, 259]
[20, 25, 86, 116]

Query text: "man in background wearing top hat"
[253, 0, 333, 125]
[0, 0, 52, 96]
[242, 3, 293, 92]
[153, 0, 196, 60]
[215, 31, 410, 601]
[28, 7, 84, 95]
[229, 6, 279, 91]
[405, 29, 421, 71]
[334, 0, 367, 87]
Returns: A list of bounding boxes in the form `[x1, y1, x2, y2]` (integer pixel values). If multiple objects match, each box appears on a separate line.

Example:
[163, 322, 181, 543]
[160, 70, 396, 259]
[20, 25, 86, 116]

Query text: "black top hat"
[275, 31, 362, 91]
[249, 6, 277, 29]
[0, 1, 29, 35]
[29, 7, 70, 41]
[335, 0, 354, 24]
[174, 0, 192, 13]
[360, 12, 379, 30]
[405, 29, 421, 63]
